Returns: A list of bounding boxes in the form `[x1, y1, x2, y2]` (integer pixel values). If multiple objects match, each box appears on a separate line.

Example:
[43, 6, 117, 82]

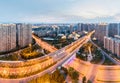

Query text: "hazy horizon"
[1, 0, 120, 23]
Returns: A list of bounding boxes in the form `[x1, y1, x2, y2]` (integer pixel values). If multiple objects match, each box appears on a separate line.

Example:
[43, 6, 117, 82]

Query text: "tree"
[57, 74, 65, 82]
[28, 74, 51, 83]
[87, 80, 92, 83]
[69, 69, 79, 80]
[68, 67, 74, 73]
[9, 53, 19, 61]
[28, 79, 36, 83]
[82, 76, 87, 83]
[50, 69, 65, 83]
[68, 67, 79, 82]
[61, 67, 68, 75]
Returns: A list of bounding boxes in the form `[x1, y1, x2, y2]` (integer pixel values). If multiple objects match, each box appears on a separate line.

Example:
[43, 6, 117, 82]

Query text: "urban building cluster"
[94, 23, 120, 57]
[104, 36, 120, 58]
[94, 23, 120, 44]
[0, 23, 32, 52]
[33, 23, 120, 57]
[32, 23, 95, 37]
[94, 23, 107, 44]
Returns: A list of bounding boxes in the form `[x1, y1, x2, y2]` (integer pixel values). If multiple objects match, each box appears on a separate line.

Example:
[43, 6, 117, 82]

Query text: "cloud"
[19, 15, 67, 23]
[18, 14, 117, 23]
[0, 0, 120, 23]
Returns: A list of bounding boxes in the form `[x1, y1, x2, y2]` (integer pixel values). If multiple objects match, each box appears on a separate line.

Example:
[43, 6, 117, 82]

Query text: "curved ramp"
[32, 34, 58, 53]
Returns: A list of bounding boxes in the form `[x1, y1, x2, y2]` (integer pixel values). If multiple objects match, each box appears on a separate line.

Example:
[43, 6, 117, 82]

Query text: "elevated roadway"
[0, 31, 95, 83]
[32, 34, 58, 53]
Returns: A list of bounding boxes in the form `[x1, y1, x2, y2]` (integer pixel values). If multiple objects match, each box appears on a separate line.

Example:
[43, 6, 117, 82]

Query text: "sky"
[0, 0, 120, 23]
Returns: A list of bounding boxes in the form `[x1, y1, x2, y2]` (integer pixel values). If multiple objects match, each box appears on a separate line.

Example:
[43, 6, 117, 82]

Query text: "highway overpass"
[0, 31, 94, 83]
[32, 34, 58, 53]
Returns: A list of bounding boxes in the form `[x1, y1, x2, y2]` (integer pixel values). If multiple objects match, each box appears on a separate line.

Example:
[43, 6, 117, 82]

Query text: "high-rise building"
[117, 23, 120, 36]
[16, 23, 32, 48]
[81, 23, 89, 31]
[77, 23, 95, 32]
[94, 23, 107, 44]
[70, 24, 74, 33]
[104, 36, 120, 58]
[108, 23, 118, 37]
[88, 24, 96, 32]
[0, 24, 16, 52]
[77, 23, 82, 32]
[0, 23, 32, 52]
[104, 36, 111, 51]
[114, 40, 120, 58]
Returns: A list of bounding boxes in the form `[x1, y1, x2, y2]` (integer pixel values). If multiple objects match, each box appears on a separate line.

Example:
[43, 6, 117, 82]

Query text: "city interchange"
[0, 23, 120, 83]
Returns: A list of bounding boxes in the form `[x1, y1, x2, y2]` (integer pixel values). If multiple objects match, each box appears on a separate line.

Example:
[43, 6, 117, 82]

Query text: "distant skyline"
[1, 0, 120, 23]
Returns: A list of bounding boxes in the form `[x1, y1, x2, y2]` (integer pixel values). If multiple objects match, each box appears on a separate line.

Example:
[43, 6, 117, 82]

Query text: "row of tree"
[20, 44, 44, 59]
[28, 69, 65, 83]
[27, 67, 93, 83]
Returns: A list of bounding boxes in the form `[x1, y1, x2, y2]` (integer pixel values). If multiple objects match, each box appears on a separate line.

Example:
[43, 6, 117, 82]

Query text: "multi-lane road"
[32, 34, 58, 53]
[32, 30, 120, 83]
[64, 38, 120, 83]
[0, 31, 95, 83]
